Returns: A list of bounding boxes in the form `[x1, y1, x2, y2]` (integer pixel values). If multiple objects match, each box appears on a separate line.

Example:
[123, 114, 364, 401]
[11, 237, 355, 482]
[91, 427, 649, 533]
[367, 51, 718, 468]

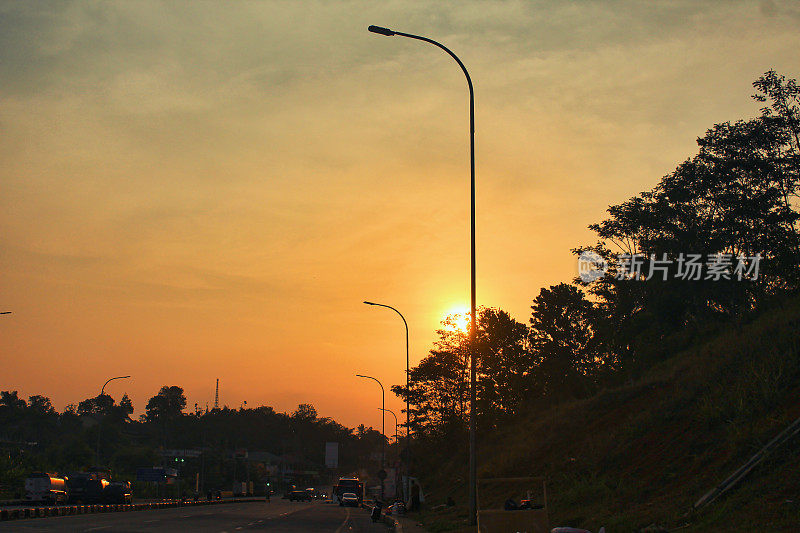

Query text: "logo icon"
[578, 250, 607, 282]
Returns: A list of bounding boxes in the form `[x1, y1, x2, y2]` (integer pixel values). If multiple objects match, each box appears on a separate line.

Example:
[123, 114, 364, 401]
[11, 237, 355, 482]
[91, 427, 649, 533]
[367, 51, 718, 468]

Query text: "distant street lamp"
[379, 407, 399, 446]
[356, 374, 385, 465]
[356, 373, 385, 499]
[363, 301, 411, 497]
[367, 25, 478, 523]
[96, 375, 131, 466]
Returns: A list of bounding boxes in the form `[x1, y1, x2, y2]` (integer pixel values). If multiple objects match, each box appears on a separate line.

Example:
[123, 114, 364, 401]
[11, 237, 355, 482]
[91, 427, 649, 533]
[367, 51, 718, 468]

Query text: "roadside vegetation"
[0, 389, 384, 499]
[396, 70, 800, 531]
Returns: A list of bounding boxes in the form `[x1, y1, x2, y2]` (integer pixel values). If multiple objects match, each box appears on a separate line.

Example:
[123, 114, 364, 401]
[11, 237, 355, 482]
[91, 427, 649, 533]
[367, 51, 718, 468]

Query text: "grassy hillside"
[415, 295, 800, 532]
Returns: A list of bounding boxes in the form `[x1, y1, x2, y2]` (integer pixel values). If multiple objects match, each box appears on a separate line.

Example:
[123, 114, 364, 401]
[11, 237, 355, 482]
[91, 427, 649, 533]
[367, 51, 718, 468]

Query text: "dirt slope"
[417, 296, 800, 532]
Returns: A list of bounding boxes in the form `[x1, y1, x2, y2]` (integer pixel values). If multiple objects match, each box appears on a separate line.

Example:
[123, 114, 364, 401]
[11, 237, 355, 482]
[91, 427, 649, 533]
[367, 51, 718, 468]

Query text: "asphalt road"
[0, 500, 389, 532]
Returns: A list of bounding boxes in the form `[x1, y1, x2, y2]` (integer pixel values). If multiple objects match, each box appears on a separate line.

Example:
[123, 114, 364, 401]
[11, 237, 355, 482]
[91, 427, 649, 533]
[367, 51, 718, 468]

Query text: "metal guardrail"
[694, 415, 800, 510]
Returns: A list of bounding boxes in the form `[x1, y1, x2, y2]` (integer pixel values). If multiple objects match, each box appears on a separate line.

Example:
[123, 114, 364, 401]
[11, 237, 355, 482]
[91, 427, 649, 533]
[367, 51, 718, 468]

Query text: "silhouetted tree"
[476, 308, 531, 422]
[395, 307, 534, 435]
[145, 386, 186, 422]
[528, 284, 604, 402]
[291, 403, 317, 422]
[576, 70, 800, 373]
[78, 393, 115, 417]
[119, 394, 134, 418]
[0, 390, 26, 410]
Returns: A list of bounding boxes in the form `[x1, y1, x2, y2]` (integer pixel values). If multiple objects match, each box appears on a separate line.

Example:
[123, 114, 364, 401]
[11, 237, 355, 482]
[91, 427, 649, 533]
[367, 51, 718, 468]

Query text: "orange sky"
[1, 1, 798, 429]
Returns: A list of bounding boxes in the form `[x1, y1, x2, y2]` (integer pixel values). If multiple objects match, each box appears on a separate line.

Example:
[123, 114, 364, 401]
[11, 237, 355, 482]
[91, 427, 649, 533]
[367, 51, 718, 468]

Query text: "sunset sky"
[1, 1, 798, 429]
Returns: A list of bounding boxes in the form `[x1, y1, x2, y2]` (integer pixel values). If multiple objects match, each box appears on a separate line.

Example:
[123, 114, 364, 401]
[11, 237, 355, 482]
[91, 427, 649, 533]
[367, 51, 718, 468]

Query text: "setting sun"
[442, 304, 471, 333]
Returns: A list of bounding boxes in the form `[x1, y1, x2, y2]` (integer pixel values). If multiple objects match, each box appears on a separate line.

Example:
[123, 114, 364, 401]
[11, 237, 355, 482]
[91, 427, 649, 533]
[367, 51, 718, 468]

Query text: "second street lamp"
[363, 300, 411, 499]
[379, 407, 399, 447]
[367, 24, 478, 524]
[356, 374, 385, 499]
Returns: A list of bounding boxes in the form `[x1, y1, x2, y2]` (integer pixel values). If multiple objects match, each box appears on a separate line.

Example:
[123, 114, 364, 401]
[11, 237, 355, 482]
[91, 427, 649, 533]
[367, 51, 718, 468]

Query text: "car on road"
[334, 477, 363, 504]
[340, 492, 359, 507]
[289, 490, 312, 502]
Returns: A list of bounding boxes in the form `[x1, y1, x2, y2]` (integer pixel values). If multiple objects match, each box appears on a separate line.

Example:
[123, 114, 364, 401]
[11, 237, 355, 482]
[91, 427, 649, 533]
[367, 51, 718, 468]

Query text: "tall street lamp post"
[366, 25, 478, 524]
[356, 374, 385, 499]
[96, 375, 131, 466]
[363, 301, 411, 499]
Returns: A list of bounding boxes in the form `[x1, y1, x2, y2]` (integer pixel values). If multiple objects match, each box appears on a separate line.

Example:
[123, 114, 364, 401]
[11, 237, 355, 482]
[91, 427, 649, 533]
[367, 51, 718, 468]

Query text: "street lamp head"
[363, 301, 376, 305]
[368, 25, 395, 37]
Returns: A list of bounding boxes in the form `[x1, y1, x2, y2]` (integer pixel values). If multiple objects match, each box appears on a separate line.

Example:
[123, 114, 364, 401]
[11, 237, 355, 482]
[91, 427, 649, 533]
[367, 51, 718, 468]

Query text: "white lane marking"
[334, 506, 351, 533]
[144, 519, 160, 523]
[84, 528, 111, 532]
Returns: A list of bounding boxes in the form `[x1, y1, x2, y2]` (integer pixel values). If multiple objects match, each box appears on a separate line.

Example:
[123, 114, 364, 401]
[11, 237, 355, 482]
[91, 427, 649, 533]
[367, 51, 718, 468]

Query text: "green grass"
[413, 296, 800, 532]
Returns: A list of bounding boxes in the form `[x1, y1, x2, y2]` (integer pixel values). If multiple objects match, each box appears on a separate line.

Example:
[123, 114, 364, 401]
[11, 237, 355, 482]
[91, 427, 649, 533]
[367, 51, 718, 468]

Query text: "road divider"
[0, 497, 263, 522]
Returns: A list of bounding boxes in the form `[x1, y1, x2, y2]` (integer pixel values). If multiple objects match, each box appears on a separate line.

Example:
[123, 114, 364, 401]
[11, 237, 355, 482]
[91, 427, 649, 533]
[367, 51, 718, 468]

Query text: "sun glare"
[442, 304, 471, 333]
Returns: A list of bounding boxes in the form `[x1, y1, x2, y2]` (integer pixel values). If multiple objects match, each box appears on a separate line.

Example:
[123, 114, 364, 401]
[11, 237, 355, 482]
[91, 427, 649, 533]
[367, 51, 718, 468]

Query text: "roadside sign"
[160, 449, 202, 458]
[136, 468, 166, 482]
[136, 467, 178, 482]
[325, 442, 338, 468]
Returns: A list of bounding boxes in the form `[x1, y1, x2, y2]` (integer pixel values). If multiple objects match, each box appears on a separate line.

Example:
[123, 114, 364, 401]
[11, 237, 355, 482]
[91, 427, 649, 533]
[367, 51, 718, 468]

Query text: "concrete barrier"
[0, 497, 264, 522]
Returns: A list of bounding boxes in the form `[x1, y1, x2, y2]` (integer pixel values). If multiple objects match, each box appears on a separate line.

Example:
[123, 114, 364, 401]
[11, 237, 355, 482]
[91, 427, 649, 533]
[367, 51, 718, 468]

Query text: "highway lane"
[0, 500, 388, 532]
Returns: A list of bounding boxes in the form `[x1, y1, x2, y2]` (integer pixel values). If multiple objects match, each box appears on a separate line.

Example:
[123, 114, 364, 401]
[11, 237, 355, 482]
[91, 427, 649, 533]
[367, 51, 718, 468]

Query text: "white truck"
[24, 473, 68, 504]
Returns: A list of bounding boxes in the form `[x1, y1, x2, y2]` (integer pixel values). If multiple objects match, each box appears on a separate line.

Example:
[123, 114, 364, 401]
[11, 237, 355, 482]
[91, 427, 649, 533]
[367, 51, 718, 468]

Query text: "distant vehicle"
[67, 472, 109, 504]
[340, 492, 359, 507]
[333, 477, 364, 504]
[289, 490, 311, 502]
[24, 474, 68, 504]
[387, 500, 406, 515]
[305, 487, 318, 499]
[104, 481, 132, 504]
